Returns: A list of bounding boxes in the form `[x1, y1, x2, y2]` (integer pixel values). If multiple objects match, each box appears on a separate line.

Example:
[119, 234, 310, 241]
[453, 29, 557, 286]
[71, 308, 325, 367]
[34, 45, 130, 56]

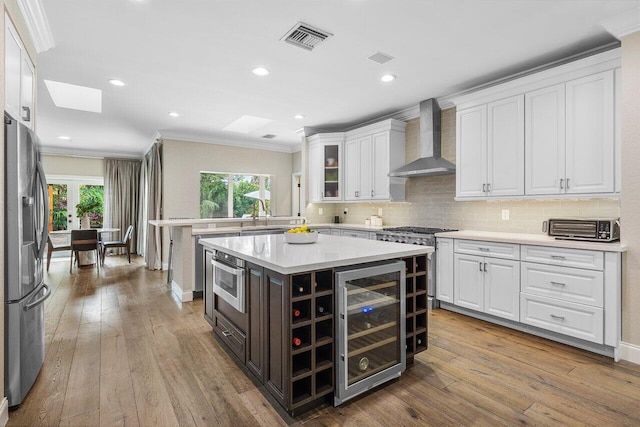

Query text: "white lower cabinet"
[454, 253, 519, 320]
[520, 294, 603, 344]
[437, 236, 621, 356]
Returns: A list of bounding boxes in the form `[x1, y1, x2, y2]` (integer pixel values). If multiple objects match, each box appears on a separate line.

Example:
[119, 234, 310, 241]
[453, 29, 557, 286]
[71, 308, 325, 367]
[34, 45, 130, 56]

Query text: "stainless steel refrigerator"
[4, 113, 51, 407]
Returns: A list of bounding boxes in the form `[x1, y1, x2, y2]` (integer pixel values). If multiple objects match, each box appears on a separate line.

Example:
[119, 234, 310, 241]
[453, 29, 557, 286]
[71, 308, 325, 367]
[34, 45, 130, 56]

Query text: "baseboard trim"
[171, 280, 193, 303]
[1, 397, 9, 427]
[619, 342, 640, 364]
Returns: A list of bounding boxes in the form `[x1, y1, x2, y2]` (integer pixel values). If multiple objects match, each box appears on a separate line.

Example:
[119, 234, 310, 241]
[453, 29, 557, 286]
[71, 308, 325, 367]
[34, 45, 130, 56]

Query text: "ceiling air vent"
[368, 51, 394, 65]
[281, 22, 332, 51]
[261, 134, 277, 139]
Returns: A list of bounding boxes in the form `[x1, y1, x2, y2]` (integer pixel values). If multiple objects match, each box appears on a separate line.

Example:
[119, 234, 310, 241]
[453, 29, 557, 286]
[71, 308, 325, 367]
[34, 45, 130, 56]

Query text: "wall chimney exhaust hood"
[389, 99, 455, 178]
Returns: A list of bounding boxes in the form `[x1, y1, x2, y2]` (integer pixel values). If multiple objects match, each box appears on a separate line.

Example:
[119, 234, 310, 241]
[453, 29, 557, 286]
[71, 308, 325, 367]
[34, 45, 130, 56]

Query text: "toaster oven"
[543, 218, 620, 242]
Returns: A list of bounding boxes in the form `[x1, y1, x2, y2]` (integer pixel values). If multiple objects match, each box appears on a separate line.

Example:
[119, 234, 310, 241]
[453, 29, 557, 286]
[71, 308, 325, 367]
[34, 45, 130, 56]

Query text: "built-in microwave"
[543, 218, 620, 242]
[212, 251, 245, 313]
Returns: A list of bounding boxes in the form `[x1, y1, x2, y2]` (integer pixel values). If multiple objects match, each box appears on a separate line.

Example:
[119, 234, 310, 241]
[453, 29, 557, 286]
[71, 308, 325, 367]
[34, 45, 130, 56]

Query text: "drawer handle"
[550, 255, 566, 260]
[222, 330, 233, 337]
[478, 247, 490, 252]
[550, 281, 566, 287]
[550, 314, 565, 321]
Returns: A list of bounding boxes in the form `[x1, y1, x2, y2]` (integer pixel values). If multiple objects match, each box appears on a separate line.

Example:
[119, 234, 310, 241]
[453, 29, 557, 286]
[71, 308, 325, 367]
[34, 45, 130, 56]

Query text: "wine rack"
[403, 255, 428, 360]
[289, 269, 334, 410]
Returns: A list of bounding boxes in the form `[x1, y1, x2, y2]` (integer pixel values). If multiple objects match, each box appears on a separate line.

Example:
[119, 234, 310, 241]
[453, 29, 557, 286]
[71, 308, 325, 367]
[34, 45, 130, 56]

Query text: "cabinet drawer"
[520, 294, 603, 344]
[521, 262, 603, 307]
[454, 239, 519, 260]
[340, 229, 370, 239]
[214, 313, 246, 363]
[521, 245, 603, 270]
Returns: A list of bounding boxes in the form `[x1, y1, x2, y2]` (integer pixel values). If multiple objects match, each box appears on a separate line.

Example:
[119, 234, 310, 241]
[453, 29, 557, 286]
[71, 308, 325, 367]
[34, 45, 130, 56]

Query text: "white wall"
[161, 139, 293, 263]
[42, 154, 105, 177]
[292, 150, 302, 173]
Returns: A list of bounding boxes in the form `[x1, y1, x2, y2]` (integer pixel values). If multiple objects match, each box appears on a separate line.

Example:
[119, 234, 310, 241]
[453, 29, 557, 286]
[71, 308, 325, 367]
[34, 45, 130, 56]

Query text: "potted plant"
[75, 193, 102, 229]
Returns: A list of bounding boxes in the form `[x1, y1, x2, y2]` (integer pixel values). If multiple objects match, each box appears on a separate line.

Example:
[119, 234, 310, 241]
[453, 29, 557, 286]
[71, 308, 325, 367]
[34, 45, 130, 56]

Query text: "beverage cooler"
[335, 261, 406, 405]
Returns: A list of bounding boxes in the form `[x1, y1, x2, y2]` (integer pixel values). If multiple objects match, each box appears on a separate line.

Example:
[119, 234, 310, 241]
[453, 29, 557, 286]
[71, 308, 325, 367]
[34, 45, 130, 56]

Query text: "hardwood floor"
[8, 256, 640, 426]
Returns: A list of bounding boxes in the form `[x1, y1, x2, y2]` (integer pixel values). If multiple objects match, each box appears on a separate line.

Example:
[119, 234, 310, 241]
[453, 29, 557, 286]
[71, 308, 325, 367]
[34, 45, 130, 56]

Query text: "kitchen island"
[199, 233, 433, 415]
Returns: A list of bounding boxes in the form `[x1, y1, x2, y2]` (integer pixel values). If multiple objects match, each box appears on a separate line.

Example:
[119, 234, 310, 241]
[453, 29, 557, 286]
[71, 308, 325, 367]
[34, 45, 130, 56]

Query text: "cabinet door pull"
[550, 314, 565, 321]
[355, 191, 359, 198]
[483, 262, 488, 272]
[479, 262, 483, 271]
[21, 106, 31, 122]
[487, 183, 491, 192]
[566, 178, 570, 189]
[371, 190, 374, 197]
[560, 178, 564, 190]
[482, 183, 486, 193]
[550, 281, 566, 287]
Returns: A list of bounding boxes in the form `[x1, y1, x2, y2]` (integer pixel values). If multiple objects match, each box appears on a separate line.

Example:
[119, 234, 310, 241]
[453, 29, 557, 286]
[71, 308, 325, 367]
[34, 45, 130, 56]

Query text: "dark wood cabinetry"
[403, 255, 428, 360]
[206, 254, 428, 416]
[203, 248, 214, 326]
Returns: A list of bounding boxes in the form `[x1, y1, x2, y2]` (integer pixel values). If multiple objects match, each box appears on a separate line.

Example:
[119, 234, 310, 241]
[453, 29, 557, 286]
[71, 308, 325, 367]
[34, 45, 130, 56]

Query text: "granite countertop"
[435, 230, 627, 252]
[199, 234, 433, 274]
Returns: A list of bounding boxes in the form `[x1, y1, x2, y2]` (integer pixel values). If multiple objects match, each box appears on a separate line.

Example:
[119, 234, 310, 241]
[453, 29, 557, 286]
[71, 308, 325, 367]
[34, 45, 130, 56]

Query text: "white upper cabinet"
[565, 70, 614, 194]
[456, 105, 487, 198]
[307, 133, 343, 203]
[525, 84, 566, 195]
[343, 119, 406, 202]
[5, 15, 35, 129]
[487, 95, 524, 197]
[456, 95, 523, 198]
[453, 48, 620, 200]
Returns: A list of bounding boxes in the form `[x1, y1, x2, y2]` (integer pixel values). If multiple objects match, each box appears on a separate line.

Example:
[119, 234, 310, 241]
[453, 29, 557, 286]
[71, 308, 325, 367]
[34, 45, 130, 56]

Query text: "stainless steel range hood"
[389, 98, 456, 178]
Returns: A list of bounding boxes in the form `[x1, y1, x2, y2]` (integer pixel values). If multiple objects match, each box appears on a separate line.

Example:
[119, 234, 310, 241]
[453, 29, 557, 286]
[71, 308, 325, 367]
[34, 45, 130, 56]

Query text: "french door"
[47, 176, 104, 231]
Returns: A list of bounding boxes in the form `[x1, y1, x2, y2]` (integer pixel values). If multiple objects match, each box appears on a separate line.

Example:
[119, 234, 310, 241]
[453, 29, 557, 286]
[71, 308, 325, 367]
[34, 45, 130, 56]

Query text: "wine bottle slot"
[293, 309, 301, 318]
[293, 337, 302, 347]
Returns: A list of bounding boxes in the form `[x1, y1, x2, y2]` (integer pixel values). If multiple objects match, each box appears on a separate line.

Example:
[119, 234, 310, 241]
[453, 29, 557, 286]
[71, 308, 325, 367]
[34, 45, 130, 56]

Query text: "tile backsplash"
[305, 109, 620, 235]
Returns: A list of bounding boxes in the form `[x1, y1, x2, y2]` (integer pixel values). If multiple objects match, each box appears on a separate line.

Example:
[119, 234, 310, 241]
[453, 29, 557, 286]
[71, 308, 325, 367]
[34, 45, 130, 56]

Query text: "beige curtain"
[143, 143, 163, 270]
[104, 159, 141, 255]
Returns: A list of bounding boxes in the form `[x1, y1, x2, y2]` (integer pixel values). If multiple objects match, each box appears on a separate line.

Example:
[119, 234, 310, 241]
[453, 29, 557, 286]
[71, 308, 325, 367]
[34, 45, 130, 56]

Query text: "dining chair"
[70, 229, 100, 273]
[47, 233, 71, 271]
[101, 225, 133, 265]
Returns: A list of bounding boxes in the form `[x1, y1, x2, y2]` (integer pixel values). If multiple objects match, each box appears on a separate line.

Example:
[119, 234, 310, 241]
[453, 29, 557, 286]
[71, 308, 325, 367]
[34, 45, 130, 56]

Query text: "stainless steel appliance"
[335, 260, 405, 405]
[4, 113, 51, 407]
[543, 218, 620, 242]
[212, 250, 245, 313]
[376, 226, 456, 308]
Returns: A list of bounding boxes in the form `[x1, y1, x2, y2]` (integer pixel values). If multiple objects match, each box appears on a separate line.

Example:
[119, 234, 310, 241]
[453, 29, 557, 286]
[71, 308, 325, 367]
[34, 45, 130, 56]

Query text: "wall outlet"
[344, 208, 348, 215]
[502, 209, 510, 220]
[378, 208, 383, 216]
[318, 207, 323, 215]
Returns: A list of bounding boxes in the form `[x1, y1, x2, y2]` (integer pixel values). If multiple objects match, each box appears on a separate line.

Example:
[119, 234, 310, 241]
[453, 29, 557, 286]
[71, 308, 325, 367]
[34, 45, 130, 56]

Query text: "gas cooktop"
[382, 226, 457, 235]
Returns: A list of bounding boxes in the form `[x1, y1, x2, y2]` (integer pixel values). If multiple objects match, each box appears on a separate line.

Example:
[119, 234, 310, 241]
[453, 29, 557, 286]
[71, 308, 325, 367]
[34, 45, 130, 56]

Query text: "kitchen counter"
[191, 222, 385, 236]
[199, 233, 433, 275]
[435, 230, 627, 252]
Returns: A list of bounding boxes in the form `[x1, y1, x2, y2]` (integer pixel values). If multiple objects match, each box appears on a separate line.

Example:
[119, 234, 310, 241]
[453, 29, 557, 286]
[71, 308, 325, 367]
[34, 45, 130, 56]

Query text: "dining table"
[49, 228, 120, 266]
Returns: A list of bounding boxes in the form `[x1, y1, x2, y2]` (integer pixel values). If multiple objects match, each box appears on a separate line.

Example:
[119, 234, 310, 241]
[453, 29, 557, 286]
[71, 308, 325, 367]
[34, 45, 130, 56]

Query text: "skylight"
[44, 80, 102, 113]
[223, 115, 272, 133]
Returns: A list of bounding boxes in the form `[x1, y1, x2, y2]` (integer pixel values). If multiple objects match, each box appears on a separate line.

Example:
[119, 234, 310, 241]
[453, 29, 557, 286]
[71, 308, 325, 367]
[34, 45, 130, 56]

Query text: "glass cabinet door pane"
[324, 145, 339, 198]
[344, 270, 401, 386]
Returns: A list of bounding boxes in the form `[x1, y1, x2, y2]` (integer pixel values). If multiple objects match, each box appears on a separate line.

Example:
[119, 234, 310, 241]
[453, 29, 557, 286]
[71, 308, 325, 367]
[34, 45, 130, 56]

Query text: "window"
[200, 172, 272, 219]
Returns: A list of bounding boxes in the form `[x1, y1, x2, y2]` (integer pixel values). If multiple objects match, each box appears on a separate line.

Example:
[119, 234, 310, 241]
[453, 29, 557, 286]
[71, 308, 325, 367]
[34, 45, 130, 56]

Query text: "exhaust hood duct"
[389, 98, 456, 177]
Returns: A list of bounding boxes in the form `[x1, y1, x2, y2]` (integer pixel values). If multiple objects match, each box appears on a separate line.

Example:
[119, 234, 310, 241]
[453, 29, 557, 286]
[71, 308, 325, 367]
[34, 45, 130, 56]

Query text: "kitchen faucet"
[252, 199, 270, 226]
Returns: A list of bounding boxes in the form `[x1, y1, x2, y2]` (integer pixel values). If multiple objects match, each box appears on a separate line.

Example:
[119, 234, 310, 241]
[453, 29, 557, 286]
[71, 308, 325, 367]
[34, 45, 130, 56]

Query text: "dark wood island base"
[203, 254, 429, 417]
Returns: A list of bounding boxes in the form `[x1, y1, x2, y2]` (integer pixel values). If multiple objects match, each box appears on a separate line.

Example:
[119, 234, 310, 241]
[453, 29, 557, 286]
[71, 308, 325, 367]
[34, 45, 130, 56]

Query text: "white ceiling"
[35, 0, 638, 158]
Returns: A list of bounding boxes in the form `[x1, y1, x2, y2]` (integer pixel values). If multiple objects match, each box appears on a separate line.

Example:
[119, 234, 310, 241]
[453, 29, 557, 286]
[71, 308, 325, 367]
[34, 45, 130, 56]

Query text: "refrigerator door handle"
[24, 283, 51, 311]
[34, 161, 49, 260]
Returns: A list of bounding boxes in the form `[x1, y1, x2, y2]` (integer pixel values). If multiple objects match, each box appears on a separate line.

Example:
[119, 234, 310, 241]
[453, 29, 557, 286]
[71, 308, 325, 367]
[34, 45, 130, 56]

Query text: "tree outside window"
[200, 172, 272, 218]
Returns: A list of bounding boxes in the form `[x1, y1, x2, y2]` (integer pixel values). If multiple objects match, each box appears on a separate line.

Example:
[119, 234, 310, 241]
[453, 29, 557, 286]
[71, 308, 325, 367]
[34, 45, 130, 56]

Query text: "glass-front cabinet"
[307, 133, 343, 202]
[335, 261, 406, 405]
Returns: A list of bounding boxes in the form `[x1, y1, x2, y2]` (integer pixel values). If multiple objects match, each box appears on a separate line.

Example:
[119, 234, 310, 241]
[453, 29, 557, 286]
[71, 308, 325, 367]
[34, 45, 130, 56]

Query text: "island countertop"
[199, 233, 433, 274]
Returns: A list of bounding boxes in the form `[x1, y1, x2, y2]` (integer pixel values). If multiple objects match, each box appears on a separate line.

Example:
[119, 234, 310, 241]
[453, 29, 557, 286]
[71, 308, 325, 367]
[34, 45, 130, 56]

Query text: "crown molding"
[15, 0, 54, 53]
[157, 130, 299, 153]
[40, 146, 143, 159]
[602, 3, 640, 39]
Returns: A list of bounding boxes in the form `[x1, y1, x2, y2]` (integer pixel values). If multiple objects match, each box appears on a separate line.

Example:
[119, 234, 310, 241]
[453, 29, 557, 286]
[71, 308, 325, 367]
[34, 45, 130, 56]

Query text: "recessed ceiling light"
[294, 114, 305, 119]
[108, 79, 126, 86]
[58, 135, 71, 140]
[252, 67, 270, 76]
[380, 74, 396, 82]
[168, 112, 180, 117]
